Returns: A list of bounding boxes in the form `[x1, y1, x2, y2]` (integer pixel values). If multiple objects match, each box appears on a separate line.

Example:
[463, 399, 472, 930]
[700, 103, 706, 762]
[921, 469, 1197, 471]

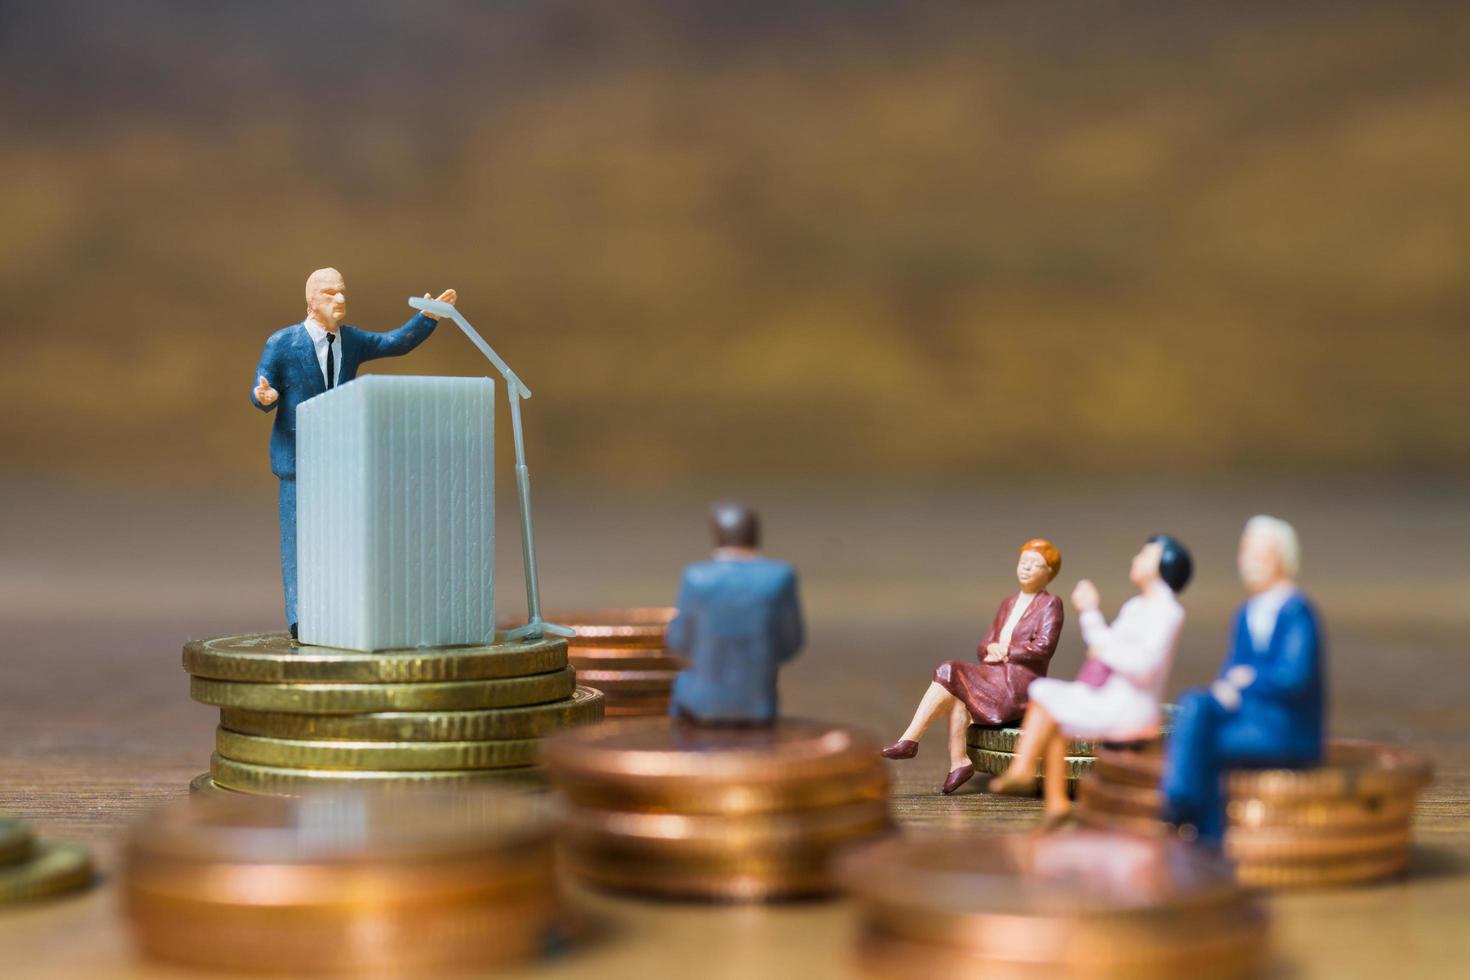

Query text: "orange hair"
[1019, 538, 1062, 583]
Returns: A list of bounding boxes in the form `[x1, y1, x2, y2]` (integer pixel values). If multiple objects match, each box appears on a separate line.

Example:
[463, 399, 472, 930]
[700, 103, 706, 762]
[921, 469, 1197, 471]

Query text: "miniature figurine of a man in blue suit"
[251, 268, 456, 637]
[1163, 515, 1326, 843]
[667, 502, 805, 726]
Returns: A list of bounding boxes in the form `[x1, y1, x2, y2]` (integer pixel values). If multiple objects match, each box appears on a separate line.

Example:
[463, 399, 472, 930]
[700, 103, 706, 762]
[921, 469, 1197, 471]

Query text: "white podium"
[296, 375, 496, 651]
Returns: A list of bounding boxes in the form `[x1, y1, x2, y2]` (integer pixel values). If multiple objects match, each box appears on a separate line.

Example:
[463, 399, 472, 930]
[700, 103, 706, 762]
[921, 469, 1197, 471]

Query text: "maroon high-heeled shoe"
[880, 739, 919, 760]
[941, 764, 975, 795]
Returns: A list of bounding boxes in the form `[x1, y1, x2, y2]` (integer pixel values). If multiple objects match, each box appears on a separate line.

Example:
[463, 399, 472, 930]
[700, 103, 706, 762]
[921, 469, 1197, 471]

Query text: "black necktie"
[325, 333, 336, 389]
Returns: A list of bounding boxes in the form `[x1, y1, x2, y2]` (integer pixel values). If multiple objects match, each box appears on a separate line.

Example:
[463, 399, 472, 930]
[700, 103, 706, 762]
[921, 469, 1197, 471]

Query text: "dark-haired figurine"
[251, 268, 455, 637]
[882, 540, 1066, 795]
[1162, 516, 1324, 844]
[990, 535, 1192, 824]
[667, 502, 804, 726]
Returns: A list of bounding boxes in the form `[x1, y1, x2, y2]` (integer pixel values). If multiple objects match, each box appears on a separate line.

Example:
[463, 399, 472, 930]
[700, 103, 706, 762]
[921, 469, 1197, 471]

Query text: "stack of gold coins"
[840, 831, 1270, 978]
[558, 608, 683, 717]
[1075, 739, 1433, 887]
[967, 704, 1176, 789]
[122, 790, 562, 974]
[545, 717, 892, 900]
[0, 814, 93, 905]
[184, 633, 603, 795]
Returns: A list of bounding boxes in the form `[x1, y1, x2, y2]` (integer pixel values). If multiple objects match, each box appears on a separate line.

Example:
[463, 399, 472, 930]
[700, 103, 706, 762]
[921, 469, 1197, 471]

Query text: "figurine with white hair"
[251, 268, 457, 636]
[1161, 515, 1326, 843]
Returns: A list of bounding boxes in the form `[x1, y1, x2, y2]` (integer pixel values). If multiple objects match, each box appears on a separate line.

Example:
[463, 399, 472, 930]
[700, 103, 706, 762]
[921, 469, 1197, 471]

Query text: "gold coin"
[216, 728, 542, 771]
[191, 667, 576, 714]
[220, 686, 603, 741]
[559, 798, 892, 858]
[968, 724, 1099, 756]
[555, 607, 674, 648]
[183, 633, 567, 683]
[187, 773, 240, 798]
[968, 747, 1093, 781]
[575, 668, 680, 694]
[0, 842, 94, 903]
[0, 816, 34, 866]
[1225, 823, 1413, 863]
[210, 754, 548, 795]
[1233, 848, 1410, 888]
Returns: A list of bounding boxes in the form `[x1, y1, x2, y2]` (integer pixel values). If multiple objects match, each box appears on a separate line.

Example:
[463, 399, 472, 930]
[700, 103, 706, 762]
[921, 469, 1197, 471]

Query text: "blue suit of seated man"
[250, 268, 452, 631]
[668, 502, 805, 726]
[1163, 517, 1326, 843]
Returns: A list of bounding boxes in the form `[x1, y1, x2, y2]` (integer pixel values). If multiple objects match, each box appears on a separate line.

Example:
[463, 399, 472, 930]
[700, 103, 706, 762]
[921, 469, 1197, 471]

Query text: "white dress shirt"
[1245, 582, 1296, 651]
[303, 319, 343, 388]
[998, 591, 1035, 648]
[1027, 585, 1184, 740]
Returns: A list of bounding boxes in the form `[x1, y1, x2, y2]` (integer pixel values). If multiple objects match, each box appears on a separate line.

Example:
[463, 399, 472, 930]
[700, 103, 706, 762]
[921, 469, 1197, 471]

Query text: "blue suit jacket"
[1220, 592, 1326, 764]
[250, 315, 437, 477]
[667, 557, 804, 724]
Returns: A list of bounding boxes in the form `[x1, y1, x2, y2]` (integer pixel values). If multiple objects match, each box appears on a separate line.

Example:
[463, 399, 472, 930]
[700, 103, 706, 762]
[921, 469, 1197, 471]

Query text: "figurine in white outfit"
[989, 535, 1193, 823]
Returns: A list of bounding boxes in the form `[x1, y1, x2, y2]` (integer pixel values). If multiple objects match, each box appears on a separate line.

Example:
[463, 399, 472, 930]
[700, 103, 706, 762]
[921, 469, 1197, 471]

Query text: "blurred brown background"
[2, 1, 1468, 487]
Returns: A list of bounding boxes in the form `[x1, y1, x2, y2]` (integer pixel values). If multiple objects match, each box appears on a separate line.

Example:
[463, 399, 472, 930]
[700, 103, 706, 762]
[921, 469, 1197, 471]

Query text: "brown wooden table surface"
[2, 479, 1466, 978]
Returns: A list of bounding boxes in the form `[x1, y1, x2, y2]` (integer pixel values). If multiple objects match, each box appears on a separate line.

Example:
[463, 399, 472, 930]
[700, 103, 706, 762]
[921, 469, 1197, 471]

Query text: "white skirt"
[1027, 675, 1161, 742]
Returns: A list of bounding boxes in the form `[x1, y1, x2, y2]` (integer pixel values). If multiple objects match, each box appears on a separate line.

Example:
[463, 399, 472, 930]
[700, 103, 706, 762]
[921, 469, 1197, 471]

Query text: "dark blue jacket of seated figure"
[1222, 593, 1326, 763]
[250, 314, 437, 478]
[668, 557, 805, 724]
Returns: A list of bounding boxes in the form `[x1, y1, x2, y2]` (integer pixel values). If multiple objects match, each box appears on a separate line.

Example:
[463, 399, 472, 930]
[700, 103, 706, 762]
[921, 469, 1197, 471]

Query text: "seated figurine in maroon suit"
[882, 539, 1065, 794]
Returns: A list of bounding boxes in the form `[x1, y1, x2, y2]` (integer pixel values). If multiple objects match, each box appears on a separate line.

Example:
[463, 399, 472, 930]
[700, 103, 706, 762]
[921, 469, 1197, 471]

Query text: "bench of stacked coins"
[966, 704, 1177, 790]
[558, 608, 684, 718]
[0, 814, 92, 905]
[184, 632, 603, 795]
[840, 831, 1269, 979]
[545, 718, 892, 900]
[122, 791, 562, 973]
[1075, 739, 1433, 888]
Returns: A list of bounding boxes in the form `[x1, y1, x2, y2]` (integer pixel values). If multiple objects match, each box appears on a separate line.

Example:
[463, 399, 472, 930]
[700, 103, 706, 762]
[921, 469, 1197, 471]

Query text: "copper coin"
[854, 922, 1266, 980]
[553, 765, 888, 815]
[563, 848, 841, 900]
[545, 716, 884, 786]
[1225, 823, 1413, 863]
[1097, 739, 1432, 801]
[839, 831, 1247, 919]
[1074, 803, 1173, 838]
[558, 798, 892, 857]
[1076, 773, 1163, 818]
[1233, 848, 1410, 888]
[553, 608, 674, 648]
[1227, 794, 1417, 831]
[571, 654, 684, 673]
[576, 668, 680, 695]
[183, 633, 568, 683]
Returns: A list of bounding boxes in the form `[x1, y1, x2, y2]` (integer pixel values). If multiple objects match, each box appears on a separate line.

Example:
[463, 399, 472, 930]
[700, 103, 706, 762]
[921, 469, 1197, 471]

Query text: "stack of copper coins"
[544, 717, 892, 900]
[966, 704, 1177, 790]
[559, 608, 683, 717]
[841, 831, 1270, 978]
[0, 814, 93, 905]
[1076, 739, 1433, 887]
[122, 791, 562, 974]
[183, 633, 603, 795]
